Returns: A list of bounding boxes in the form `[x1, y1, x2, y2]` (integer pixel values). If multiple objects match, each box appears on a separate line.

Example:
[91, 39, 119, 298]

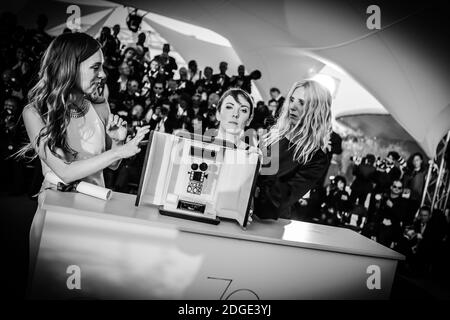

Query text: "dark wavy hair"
[18, 32, 101, 160]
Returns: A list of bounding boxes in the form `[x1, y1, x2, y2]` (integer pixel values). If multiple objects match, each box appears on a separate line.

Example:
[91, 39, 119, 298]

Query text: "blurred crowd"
[295, 149, 450, 278]
[0, 12, 52, 196]
[1, 12, 449, 280]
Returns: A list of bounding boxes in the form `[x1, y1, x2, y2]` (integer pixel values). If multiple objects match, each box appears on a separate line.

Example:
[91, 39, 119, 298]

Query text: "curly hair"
[17, 33, 101, 160]
[264, 80, 332, 164]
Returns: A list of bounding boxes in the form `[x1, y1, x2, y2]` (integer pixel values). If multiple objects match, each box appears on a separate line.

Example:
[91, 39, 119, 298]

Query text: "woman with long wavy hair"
[20, 32, 149, 266]
[254, 80, 332, 220]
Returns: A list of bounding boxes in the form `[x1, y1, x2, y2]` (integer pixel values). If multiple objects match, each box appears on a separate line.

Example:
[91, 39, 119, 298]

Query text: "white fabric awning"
[13, 0, 450, 157]
[111, 0, 449, 158]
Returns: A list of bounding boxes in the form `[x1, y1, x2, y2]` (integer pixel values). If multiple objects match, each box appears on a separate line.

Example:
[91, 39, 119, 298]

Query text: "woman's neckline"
[69, 98, 90, 118]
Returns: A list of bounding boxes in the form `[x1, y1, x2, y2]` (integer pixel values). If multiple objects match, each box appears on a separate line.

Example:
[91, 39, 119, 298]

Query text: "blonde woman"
[254, 80, 332, 219]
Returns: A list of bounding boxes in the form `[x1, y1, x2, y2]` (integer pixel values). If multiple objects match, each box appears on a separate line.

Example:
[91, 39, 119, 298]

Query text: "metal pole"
[442, 175, 450, 211]
[440, 172, 450, 211]
[431, 131, 450, 212]
[421, 159, 434, 207]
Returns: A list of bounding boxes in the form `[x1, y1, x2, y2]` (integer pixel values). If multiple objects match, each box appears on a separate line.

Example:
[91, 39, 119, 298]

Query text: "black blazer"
[255, 137, 330, 219]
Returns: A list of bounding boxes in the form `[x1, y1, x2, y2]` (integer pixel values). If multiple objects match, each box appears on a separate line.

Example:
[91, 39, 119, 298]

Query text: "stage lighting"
[126, 9, 143, 33]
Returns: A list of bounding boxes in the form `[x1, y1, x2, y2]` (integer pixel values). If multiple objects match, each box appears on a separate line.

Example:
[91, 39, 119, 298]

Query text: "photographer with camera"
[367, 180, 409, 248]
[349, 153, 376, 206]
[141, 60, 164, 97]
[385, 151, 405, 182]
[211, 61, 231, 96]
[319, 175, 351, 226]
[143, 80, 167, 122]
[324, 175, 351, 218]
[151, 99, 178, 134]
[176, 67, 195, 97]
[229, 65, 261, 94]
[194, 66, 216, 98]
[114, 78, 144, 121]
[154, 43, 178, 79]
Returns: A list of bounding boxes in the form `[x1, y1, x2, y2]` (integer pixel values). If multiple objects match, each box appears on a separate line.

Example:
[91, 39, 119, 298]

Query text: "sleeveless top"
[31, 99, 109, 272]
[40, 99, 107, 190]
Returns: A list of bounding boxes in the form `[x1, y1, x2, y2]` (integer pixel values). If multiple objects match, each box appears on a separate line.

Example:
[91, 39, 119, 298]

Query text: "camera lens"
[200, 162, 208, 171]
[191, 163, 198, 170]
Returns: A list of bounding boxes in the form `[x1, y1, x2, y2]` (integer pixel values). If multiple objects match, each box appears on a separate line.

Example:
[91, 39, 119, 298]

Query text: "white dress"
[40, 101, 106, 189]
[29, 100, 107, 281]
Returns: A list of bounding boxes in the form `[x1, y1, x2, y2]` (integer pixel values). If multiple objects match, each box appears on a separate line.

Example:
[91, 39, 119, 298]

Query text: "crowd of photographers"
[298, 150, 450, 278]
[1, 12, 449, 279]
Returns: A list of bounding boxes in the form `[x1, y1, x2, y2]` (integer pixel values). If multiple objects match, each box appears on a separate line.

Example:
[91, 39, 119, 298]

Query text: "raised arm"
[22, 105, 149, 185]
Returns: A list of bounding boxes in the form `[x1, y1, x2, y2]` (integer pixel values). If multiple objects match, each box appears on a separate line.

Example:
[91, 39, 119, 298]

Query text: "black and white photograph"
[1, 0, 449, 308]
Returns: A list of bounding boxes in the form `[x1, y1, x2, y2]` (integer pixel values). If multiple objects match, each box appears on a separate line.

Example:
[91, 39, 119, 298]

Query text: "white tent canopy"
[110, 0, 449, 158]
[15, 0, 251, 83]
[9, 0, 449, 157]
[45, 5, 187, 68]
[41, 0, 264, 100]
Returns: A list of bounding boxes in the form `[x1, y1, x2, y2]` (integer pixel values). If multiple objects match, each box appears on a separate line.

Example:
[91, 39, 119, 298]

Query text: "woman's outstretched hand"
[116, 125, 150, 159]
[106, 114, 128, 142]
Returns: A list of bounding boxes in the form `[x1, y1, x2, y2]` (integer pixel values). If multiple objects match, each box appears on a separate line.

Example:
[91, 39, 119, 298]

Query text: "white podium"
[29, 190, 404, 299]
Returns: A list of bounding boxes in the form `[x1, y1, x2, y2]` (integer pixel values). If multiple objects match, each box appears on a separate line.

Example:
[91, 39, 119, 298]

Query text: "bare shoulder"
[22, 103, 42, 120]
[22, 103, 45, 138]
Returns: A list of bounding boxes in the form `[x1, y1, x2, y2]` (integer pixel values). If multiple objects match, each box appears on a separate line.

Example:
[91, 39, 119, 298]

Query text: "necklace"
[69, 98, 90, 118]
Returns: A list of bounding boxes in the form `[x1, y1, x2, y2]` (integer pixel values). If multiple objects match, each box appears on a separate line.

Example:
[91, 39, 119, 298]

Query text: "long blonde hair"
[265, 80, 332, 164]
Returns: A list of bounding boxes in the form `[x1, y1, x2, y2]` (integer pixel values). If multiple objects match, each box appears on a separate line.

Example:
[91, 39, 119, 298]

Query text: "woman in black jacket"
[254, 80, 332, 220]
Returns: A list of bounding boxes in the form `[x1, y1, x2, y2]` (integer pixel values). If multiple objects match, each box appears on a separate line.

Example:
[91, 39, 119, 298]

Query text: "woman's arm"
[106, 118, 125, 171]
[94, 98, 125, 171]
[107, 137, 124, 170]
[22, 105, 148, 185]
[89, 83, 124, 170]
